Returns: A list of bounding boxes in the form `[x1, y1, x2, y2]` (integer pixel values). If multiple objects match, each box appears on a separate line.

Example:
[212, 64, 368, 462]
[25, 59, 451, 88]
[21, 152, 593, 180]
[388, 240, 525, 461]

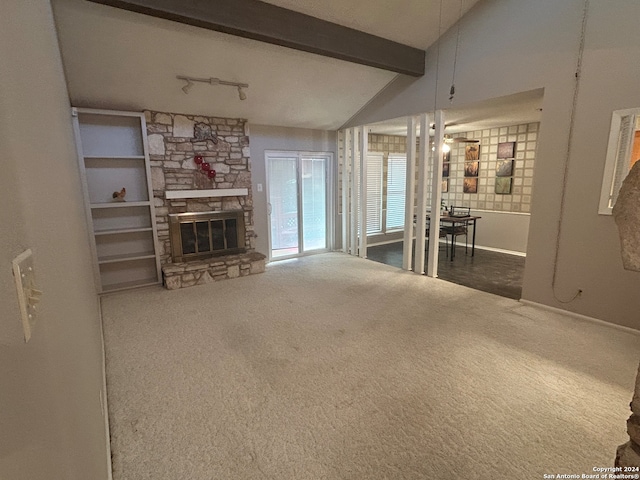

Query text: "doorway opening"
[341, 89, 543, 299]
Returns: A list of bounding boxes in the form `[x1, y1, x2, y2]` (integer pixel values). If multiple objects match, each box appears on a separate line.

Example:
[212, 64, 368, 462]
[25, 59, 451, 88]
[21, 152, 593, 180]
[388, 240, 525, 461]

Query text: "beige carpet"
[101, 253, 640, 479]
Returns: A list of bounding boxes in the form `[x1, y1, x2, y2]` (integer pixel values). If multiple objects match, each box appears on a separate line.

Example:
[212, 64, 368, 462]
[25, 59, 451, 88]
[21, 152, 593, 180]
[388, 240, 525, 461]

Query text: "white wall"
[249, 125, 337, 257]
[471, 211, 529, 254]
[368, 211, 529, 254]
[0, 1, 109, 478]
[346, 0, 640, 329]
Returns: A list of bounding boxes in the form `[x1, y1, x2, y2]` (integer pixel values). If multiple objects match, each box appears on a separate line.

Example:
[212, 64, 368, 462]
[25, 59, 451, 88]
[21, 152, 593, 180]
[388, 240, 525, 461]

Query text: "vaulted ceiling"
[52, 0, 487, 130]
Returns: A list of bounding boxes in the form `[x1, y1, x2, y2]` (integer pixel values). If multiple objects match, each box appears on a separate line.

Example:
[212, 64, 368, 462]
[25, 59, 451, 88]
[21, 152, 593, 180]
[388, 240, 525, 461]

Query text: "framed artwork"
[463, 178, 478, 194]
[464, 161, 479, 177]
[465, 144, 480, 160]
[495, 177, 513, 194]
[497, 141, 516, 159]
[441, 179, 449, 193]
[496, 159, 514, 177]
[443, 150, 451, 163]
[442, 162, 450, 177]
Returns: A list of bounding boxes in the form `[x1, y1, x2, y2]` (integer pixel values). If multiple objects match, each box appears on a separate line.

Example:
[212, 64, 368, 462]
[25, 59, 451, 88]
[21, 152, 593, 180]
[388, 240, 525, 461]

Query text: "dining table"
[425, 212, 482, 260]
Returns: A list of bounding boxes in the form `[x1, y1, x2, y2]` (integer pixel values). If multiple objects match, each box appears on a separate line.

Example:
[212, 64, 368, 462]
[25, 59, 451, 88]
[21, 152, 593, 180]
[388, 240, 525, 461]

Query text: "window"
[366, 154, 383, 234]
[599, 108, 640, 214]
[386, 154, 407, 230]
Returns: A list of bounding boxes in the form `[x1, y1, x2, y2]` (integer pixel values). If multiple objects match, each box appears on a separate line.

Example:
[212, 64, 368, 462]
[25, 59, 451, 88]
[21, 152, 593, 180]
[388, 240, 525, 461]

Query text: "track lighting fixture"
[177, 75, 249, 100]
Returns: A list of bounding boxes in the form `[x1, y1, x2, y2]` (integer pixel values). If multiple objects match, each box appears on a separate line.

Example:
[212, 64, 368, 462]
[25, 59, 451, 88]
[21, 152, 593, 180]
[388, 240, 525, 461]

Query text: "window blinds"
[366, 154, 383, 234]
[386, 154, 407, 230]
[610, 114, 636, 208]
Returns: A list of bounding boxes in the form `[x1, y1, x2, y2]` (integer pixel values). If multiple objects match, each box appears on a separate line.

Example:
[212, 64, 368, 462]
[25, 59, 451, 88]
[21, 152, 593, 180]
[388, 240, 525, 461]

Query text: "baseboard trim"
[367, 237, 405, 247]
[367, 238, 527, 257]
[473, 244, 526, 257]
[519, 299, 640, 336]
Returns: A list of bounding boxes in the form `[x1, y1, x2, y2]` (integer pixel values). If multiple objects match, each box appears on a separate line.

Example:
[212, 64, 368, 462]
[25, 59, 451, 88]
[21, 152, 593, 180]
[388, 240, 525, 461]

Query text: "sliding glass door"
[267, 152, 331, 260]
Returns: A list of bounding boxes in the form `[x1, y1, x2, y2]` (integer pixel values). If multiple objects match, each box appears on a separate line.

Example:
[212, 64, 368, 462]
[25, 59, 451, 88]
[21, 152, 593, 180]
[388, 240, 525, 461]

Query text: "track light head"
[181, 79, 194, 94]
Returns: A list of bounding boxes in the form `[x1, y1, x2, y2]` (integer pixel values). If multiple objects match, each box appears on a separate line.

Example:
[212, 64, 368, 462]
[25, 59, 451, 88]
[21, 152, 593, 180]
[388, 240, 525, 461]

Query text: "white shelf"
[98, 251, 156, 265]
[165, 188, 248, 199]
[94, 227, 153, 236]
[101, 278, 160, 293]
[73, 108, 161, 294]
[90, 201, 150, 209]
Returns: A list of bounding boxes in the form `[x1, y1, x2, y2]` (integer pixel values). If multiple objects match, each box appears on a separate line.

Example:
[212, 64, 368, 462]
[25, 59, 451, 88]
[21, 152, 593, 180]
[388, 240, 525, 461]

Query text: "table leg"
[471, 219, 477, 256]
[451, 231, 456, 260]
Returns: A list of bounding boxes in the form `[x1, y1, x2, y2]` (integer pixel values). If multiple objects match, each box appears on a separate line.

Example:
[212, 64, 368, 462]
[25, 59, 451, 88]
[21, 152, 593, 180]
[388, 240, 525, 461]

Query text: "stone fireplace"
[145, 110, 265, 289]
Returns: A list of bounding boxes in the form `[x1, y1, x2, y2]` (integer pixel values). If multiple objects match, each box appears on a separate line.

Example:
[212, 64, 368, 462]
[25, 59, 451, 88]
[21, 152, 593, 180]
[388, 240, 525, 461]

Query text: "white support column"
[402, 116, 417, 271]
[349, 128, 358, 256]
[427, 110, 445, 278]
[414, 113, 430, 275]
[358, 125, 368, 258]
[341, 130, 350, 253]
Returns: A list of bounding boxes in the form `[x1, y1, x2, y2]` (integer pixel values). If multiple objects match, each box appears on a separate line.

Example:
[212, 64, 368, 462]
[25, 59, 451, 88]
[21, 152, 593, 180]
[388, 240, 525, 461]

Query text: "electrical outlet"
[12, 249, 42, 342]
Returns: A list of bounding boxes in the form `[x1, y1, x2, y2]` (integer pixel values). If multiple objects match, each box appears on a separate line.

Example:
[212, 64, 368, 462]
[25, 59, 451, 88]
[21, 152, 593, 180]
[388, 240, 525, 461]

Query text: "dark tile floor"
[366, 241, 526, 299]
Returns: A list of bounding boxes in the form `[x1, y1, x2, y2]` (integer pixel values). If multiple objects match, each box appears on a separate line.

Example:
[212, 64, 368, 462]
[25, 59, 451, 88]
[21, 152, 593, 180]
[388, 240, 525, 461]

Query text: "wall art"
[496, 159, 514, 177]
[465, 144, 480, 160]
[464, 161, 479, 177]
[463, 178, 478, 193]
[495, 177, 513, 194]
[497, 141, 516, 159]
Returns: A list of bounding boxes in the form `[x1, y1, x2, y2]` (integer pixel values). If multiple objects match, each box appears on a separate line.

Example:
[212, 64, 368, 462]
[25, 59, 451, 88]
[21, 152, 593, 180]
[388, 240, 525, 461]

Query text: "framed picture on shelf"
[464, 161, 479, 177]
[463, 178, 478, 194]
[465, 144, 480, 160]
[497, 141, 516, 159]
[495, 177, 513, 194]
[441, 179, 449, 193]
[496, 159, 513, 177]
[442, 162, 450, 177]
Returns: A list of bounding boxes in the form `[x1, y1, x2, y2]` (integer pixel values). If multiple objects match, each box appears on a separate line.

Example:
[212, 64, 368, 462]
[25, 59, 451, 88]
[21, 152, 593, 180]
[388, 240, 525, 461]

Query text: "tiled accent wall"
[438, 123, 538, 213]
[369, 134, 407, 154]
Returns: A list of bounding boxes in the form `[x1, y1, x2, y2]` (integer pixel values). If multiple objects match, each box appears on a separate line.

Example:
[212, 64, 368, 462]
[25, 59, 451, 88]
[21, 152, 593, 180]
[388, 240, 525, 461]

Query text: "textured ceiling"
[261, 0, 481, 50]
[51, 0, 482, 131]
[368, 90, 544, 136]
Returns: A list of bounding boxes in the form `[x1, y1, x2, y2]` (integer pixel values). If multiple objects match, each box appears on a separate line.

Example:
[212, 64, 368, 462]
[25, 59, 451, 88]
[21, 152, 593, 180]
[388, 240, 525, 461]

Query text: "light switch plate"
[12, 249, 42, 342]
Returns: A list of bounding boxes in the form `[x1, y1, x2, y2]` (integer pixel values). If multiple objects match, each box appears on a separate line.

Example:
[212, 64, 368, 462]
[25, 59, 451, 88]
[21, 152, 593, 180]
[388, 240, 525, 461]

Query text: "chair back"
[449, 206, 471, 217]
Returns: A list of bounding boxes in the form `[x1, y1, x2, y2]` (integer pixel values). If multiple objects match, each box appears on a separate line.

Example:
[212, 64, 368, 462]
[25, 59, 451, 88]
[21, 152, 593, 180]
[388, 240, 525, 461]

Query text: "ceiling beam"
[86, 0, 425, 76]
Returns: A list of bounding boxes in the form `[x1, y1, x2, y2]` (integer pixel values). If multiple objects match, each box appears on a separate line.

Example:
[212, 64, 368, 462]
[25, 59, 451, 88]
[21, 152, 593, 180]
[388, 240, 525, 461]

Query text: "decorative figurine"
[112, 187, 126, 201]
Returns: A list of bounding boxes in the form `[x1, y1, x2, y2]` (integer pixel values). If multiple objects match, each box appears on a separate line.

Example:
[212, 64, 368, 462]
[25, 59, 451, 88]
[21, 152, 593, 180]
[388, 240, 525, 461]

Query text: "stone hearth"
[162, 252, 265, 290]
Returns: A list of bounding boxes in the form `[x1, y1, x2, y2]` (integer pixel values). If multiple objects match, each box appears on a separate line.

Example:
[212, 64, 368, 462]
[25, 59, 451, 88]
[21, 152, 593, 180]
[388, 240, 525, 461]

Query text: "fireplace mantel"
[165, 188, 249, 200]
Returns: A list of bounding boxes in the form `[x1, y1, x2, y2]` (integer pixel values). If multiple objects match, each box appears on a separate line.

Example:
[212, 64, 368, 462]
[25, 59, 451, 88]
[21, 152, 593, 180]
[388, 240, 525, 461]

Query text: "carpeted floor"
[101, 253, 640, 480]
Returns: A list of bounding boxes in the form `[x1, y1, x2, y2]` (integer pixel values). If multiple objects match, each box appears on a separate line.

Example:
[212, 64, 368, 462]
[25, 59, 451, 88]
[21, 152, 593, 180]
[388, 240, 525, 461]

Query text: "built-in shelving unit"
[73, 108, 161, 293]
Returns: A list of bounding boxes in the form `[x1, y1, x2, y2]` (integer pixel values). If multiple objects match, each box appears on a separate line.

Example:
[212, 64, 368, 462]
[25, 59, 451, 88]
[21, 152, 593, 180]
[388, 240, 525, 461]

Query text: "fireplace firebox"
[168, 211, 246, 262]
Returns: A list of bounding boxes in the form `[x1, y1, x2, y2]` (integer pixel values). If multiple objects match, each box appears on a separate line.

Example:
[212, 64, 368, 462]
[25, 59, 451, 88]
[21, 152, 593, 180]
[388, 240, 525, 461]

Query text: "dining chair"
[442, 206, 471, 257]
[413, 214, 448, 256]
[425, 217, 449, 255]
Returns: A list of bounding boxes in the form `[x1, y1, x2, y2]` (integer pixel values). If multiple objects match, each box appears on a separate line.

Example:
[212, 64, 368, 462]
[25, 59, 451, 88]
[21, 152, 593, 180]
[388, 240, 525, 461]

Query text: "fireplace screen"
[169, 211, 245, 262]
